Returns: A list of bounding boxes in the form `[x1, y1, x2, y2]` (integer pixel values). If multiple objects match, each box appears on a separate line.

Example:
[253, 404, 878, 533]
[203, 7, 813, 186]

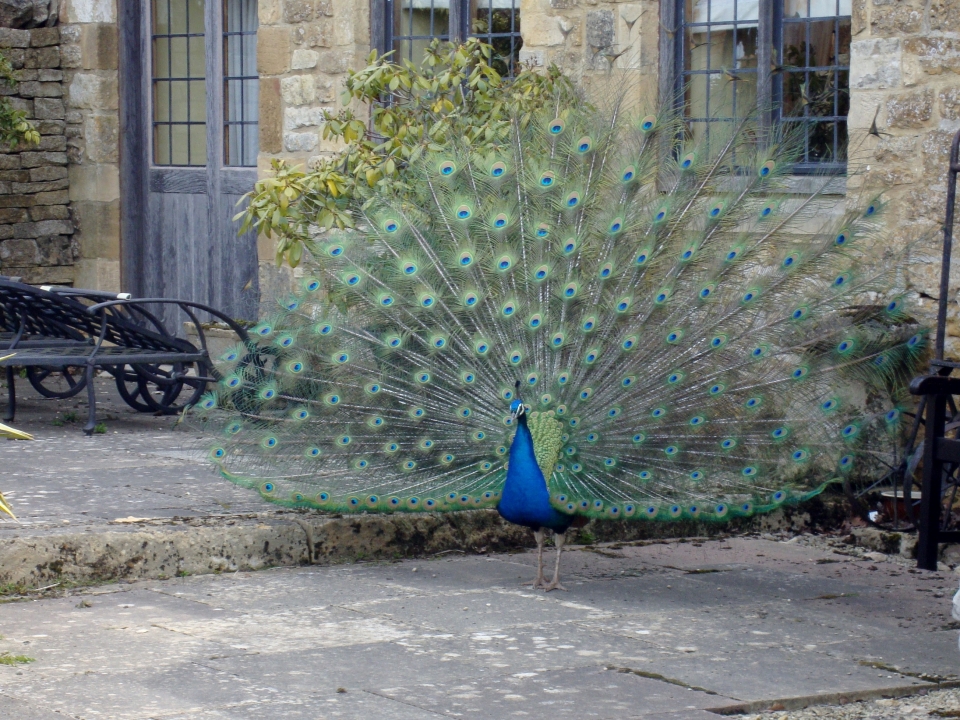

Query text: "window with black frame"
[389, 0, 522, 77]
[676, 0, 850, 171]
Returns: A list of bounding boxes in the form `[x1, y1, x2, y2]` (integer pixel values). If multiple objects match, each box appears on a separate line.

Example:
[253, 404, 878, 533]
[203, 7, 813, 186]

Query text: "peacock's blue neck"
[497, 413, 572, 533]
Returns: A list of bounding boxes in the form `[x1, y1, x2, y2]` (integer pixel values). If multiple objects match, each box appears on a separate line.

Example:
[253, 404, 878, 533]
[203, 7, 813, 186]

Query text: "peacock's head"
[510, 380, 527, 420]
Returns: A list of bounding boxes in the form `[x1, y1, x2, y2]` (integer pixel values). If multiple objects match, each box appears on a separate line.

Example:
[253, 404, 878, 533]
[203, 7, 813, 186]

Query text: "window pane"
[682, 0, 758, 152]
[471, 0, 522, 77]
[224, 0, 259, 166]
[779, 7, 850, 167]
[152, 0, 206, 166]
[394, 0, 450, 66]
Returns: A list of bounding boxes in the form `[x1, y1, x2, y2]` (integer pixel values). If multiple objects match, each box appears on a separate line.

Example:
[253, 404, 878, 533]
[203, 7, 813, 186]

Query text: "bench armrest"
[85, 298, 252, 356]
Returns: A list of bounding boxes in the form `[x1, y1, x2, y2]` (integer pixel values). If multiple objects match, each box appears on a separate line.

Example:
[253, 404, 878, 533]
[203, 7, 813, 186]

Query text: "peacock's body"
[197, 90, 925, 589]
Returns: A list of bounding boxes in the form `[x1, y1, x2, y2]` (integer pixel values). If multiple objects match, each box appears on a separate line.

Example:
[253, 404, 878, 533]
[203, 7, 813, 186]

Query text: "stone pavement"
[1, 378, 960, 719]
[1, 535, 959, 719]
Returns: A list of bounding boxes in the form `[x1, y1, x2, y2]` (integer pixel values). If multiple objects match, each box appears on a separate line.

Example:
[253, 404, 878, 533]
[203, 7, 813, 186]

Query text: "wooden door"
[119, 0, 260, 327]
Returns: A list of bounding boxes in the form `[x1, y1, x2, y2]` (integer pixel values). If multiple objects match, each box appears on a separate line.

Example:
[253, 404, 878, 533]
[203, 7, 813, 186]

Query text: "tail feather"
[196, 86, 927, 521]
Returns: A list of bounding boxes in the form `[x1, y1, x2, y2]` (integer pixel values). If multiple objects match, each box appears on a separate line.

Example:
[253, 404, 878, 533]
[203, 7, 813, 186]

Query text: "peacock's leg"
[522, 529, 546, 588]
[543, 531, 568, 592]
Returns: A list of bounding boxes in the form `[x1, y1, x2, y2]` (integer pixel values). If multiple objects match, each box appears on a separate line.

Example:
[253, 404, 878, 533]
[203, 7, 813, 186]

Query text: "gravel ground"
[750, 687, 960, 719]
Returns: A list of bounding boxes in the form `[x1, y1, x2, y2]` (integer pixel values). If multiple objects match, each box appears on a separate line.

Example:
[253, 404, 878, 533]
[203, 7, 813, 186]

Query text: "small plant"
[93, 423, 107, 434]
[62, 411, 79, 423]
[176, 570, 191, 577]
[0, 652, 34, 666]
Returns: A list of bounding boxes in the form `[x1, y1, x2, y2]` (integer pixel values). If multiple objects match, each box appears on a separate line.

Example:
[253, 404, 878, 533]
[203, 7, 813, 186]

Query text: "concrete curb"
[0, 498, 845, 590]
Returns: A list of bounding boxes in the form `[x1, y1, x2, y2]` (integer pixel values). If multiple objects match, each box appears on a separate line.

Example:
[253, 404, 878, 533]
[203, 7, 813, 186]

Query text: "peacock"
[195, 89, 926, 591]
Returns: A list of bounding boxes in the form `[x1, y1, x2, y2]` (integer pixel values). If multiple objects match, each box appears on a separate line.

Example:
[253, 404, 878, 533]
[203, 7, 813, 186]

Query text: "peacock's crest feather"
[196, 86, 927, 522]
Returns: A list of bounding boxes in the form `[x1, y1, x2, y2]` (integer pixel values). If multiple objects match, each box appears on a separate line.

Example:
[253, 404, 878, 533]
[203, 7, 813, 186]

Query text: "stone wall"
[0, 22, 75, 284]
[254, 0, 372, 291]
[845, 0, 960, 354]
[0, 0, 119, 289]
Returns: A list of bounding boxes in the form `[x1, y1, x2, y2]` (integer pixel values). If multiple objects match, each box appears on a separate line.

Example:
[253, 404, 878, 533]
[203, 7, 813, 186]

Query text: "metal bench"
[0, 278, 251, 434]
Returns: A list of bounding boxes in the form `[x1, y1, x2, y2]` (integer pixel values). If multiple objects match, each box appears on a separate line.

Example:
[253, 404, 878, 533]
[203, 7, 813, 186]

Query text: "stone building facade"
[0, 0, 957, 341]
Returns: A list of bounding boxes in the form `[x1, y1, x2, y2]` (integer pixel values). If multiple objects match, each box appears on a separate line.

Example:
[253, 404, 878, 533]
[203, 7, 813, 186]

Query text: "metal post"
[935, 131, 960, 360]
[918, 390, 946, 569]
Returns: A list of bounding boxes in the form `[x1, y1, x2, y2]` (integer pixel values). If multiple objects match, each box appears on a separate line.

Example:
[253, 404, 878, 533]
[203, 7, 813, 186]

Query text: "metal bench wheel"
[26, 365, 88, 399]
[114, 360, 210, 414]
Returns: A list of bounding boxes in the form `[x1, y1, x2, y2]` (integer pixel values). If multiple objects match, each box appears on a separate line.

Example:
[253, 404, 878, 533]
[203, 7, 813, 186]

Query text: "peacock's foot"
[542, 579, 567, 592]
[522, 576, 546, 589]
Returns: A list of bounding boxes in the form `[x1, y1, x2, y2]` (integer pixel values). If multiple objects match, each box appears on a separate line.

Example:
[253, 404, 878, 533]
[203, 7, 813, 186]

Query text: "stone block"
[317, 50, 350, 75]
[257, 26, 291, 75]
[3, 47, 23, 68]
[0, 181, 12, 194]
[849, 39, 900, 90]
[36, 46, 60, 68]
[80, 23, 117, 71]
[38, 69, 63, 82]
[259, 78, 282, 154]
[33, 189, 68, 205]
[283, 131, 318, 152]
[59, 24, 80, 44]
[60, 44, 81, 69]
[0, 238, 38, 265]
[68, 162, 118, 202]
[7, 97, 29, 114]
[83, 113, 118, 163]
[586, 9, 615, 50]
[299, 19, 333, 48]
[259, 0, 282, 24]
[12, 178, 69, 193]
[28, 204, 68, 221]
[522, 14, 565, 47]
[0, 193, 28, 207]
[0, 0, 52, 29]
[18, 81, 62, 98]
[0, 207, 28, 223]
[870, 0, 922, 35]
[36, 134, 66, 151]
[317, 0, 333, 16]
[0, 224, 12, 239]
[283, 0, 316, 23]
[0, 169, 30, 181]
[15, 67, 37, 81]
[65, 0, 115, 24]
[35, 218, 74, 235]
[930, 0, 960, 31]
[291, 48, 319, 69]
[315, 77, 334, 103]
[519, 48, 545, 68]
[35, 119, 64, 135]
[68, 73, 118, 110]
[29, 26, 59, 47]
[903, 37, 960, 78]
[0, 155, 20, 170]
[283, 105, 332, 130]
[36, 234, 73, 265]
[33, 97, 63, 119]
[887, 88, 933, 128]
[19, 150, 67, 167]
[29, 165, 66, 182]
[11, 221, 37, 237]
[73, 199, 118, 259]
[65, 109, 81, 123]
[939, 86, 960, 121]
[0, 28, 31, 48]
[280, 74, 315, 106]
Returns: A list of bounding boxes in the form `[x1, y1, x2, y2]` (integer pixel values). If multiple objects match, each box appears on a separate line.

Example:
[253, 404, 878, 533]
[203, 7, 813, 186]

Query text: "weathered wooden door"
[119, 0, 260, 325]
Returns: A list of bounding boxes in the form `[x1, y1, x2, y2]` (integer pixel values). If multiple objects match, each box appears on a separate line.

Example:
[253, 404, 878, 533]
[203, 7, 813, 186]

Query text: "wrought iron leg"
[3, 366, 14, 422]
[83, 364, 97, 436]
[918, 391, 946, 570]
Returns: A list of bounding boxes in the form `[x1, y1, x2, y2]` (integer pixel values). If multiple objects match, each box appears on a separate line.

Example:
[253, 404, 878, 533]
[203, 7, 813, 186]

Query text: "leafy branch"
[237, 39, 577, 267]
[0, 51, 39, 148]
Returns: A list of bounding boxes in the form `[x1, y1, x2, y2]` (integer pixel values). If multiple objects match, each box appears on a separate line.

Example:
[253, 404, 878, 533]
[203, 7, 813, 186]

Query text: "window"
[223, 0, 259, 167]
[676, 0, 850, 170]
[152, 0, 206, 166]
[388, 0, 522, 77]
[151, 0, 260, 168]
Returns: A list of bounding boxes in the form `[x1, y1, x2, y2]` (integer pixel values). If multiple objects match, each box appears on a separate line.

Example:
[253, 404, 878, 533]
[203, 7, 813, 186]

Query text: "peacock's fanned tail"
[196, 95, 927, 522]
